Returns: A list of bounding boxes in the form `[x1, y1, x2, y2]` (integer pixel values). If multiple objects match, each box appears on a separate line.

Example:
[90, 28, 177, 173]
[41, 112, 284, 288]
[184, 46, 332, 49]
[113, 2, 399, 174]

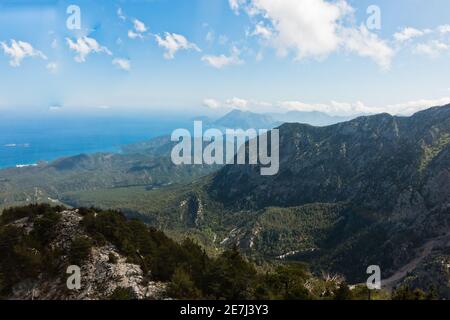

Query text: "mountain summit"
[206, 104, 450, 288]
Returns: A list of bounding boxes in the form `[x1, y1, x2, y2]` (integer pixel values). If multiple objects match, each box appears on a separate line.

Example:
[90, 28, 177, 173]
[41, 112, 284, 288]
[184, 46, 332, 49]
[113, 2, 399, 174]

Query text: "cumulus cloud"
[155, 32, 200, 59]
[112, 58, 131, 71]
[280, 97, 450, 116]
[251, 22, 273, 39]
[226, 97, 249, 110]
[127, 30, 143, 40]
[128, 19, 147, 39]
[66, 36, 112, 62]
[204, 96, 450, 116]
[394, 27, 427, 43]
[203, 98, 221, 109]
[133, 19, 147, 33]
[438, 25, 450, 34]
[0, 40, 47, 67]
[384, 97, 450, 115]
[342, 26, 394, 70]
[393, 25, 450, 58]
[230, 0, 394, 69]
[229, 0, 245, 14]
[415, 40, 449, 58]
[204, 97, 273, 111]
[201, 46, 243, 69]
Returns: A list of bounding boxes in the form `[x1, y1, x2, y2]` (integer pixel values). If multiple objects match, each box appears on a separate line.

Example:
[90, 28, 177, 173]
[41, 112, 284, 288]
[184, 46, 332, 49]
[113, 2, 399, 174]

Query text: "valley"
[1, 106, 450, 298]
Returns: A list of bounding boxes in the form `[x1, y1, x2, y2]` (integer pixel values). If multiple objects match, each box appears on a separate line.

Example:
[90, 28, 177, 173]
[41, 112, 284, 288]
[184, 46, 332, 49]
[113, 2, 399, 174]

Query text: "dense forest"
[0, 204, 436, 300]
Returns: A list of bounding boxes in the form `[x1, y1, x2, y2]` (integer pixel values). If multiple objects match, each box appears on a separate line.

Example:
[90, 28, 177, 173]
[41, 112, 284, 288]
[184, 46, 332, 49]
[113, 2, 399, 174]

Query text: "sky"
[1, 0, 450, 117]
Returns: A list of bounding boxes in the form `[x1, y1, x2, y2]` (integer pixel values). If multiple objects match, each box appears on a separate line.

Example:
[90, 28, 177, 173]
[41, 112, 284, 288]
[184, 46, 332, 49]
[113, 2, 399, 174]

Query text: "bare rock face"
[9, 210, 166, 300]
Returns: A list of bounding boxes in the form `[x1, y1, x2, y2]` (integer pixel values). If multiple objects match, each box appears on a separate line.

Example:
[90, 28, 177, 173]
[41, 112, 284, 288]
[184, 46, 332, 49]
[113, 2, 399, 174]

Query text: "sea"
[0, 115, 190, 169]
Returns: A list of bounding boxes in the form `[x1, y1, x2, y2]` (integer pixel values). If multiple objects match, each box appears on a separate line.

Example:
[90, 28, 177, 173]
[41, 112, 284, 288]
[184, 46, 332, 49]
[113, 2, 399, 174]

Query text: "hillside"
[0, 142, 218, 210]
[205, 104, 450, 286]
[60, 105, 450, 298]
[1, 204, 385, 300]
[1, 105, 449, 297]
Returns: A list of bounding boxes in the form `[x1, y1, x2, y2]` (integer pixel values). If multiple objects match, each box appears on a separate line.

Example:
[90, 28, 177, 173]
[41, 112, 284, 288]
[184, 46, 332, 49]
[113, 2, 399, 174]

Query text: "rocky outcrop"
[8, 210, 167, 300]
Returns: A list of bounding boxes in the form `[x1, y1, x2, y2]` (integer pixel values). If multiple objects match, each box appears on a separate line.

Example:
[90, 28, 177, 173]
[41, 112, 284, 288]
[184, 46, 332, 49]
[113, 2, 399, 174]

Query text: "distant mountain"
[212, 109, 353, 130]
[271, 110, 355, 126]
[213, 110, 281, 130]
[207, 104, 450, 289]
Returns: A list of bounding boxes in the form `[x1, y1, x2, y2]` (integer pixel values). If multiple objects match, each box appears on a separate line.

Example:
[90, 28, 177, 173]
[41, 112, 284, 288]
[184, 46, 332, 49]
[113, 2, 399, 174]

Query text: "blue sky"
[1, 0, 450, 116]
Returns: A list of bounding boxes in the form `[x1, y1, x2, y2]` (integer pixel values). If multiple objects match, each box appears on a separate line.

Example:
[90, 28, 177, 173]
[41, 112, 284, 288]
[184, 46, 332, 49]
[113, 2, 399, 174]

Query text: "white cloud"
[155, 32, 200, 59]
[203, 98, 221, 109]
[66, 36, 112, 62]
[0, 40, 47, 67]
[46, 62, 58, 73]
[229, 0, 245, 14]
[128, 19, 148, 39]
[415, 40, 449, 58]
[112, 58, 131, 71]
[280, 100, 334, 113]
[204, 98, 273, 111]
[128, 30, 143, 40]
[342, 26, 394, 70]
[202, 46, 243, 69]
[252, 22, 273, 39]
[438, 25, 450, 34]
[280, 97, 450, 116]
[133, 19, 147, 33]
[248, 0, 345, 59]
[393, 27, 426, 42]
[230, 0, 394, 69]
[226, 97, 249, 110]
[385, 97, 450, 115]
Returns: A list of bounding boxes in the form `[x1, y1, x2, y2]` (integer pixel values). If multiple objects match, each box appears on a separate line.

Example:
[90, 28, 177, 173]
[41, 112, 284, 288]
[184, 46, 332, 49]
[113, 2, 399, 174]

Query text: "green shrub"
[0, 225, 43, 292]
[108, 252, 118, 264]
[31, 211, 61, 246]
[69, 236, 93, 265]
[334, 282, 354, 300]
[392, 285, 434, 300]
[109, 287, 137, 300]
[1, 204, 64, 225]
[167, 267, 202, 299]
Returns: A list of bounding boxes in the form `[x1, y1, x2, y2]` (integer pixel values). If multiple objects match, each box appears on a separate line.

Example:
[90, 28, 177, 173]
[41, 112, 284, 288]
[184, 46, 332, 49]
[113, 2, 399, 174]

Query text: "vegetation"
[0, 204, 64, 294]
[392, 285, 438, 300]
[69, 236, 94, 265]
[0, 204, 442, 300]
[109, 287, 138, 300]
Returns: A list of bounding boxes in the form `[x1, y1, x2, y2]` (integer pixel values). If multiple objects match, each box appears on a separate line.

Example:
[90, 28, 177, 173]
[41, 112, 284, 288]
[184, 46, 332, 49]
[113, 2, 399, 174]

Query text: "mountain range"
[193, 109, 354, 130]
[0, 105, 449, 297]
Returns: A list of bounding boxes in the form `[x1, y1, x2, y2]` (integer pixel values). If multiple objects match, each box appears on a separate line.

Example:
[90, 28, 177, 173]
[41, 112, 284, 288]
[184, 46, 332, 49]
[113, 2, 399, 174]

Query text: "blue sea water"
[0, 115, 190, 169]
